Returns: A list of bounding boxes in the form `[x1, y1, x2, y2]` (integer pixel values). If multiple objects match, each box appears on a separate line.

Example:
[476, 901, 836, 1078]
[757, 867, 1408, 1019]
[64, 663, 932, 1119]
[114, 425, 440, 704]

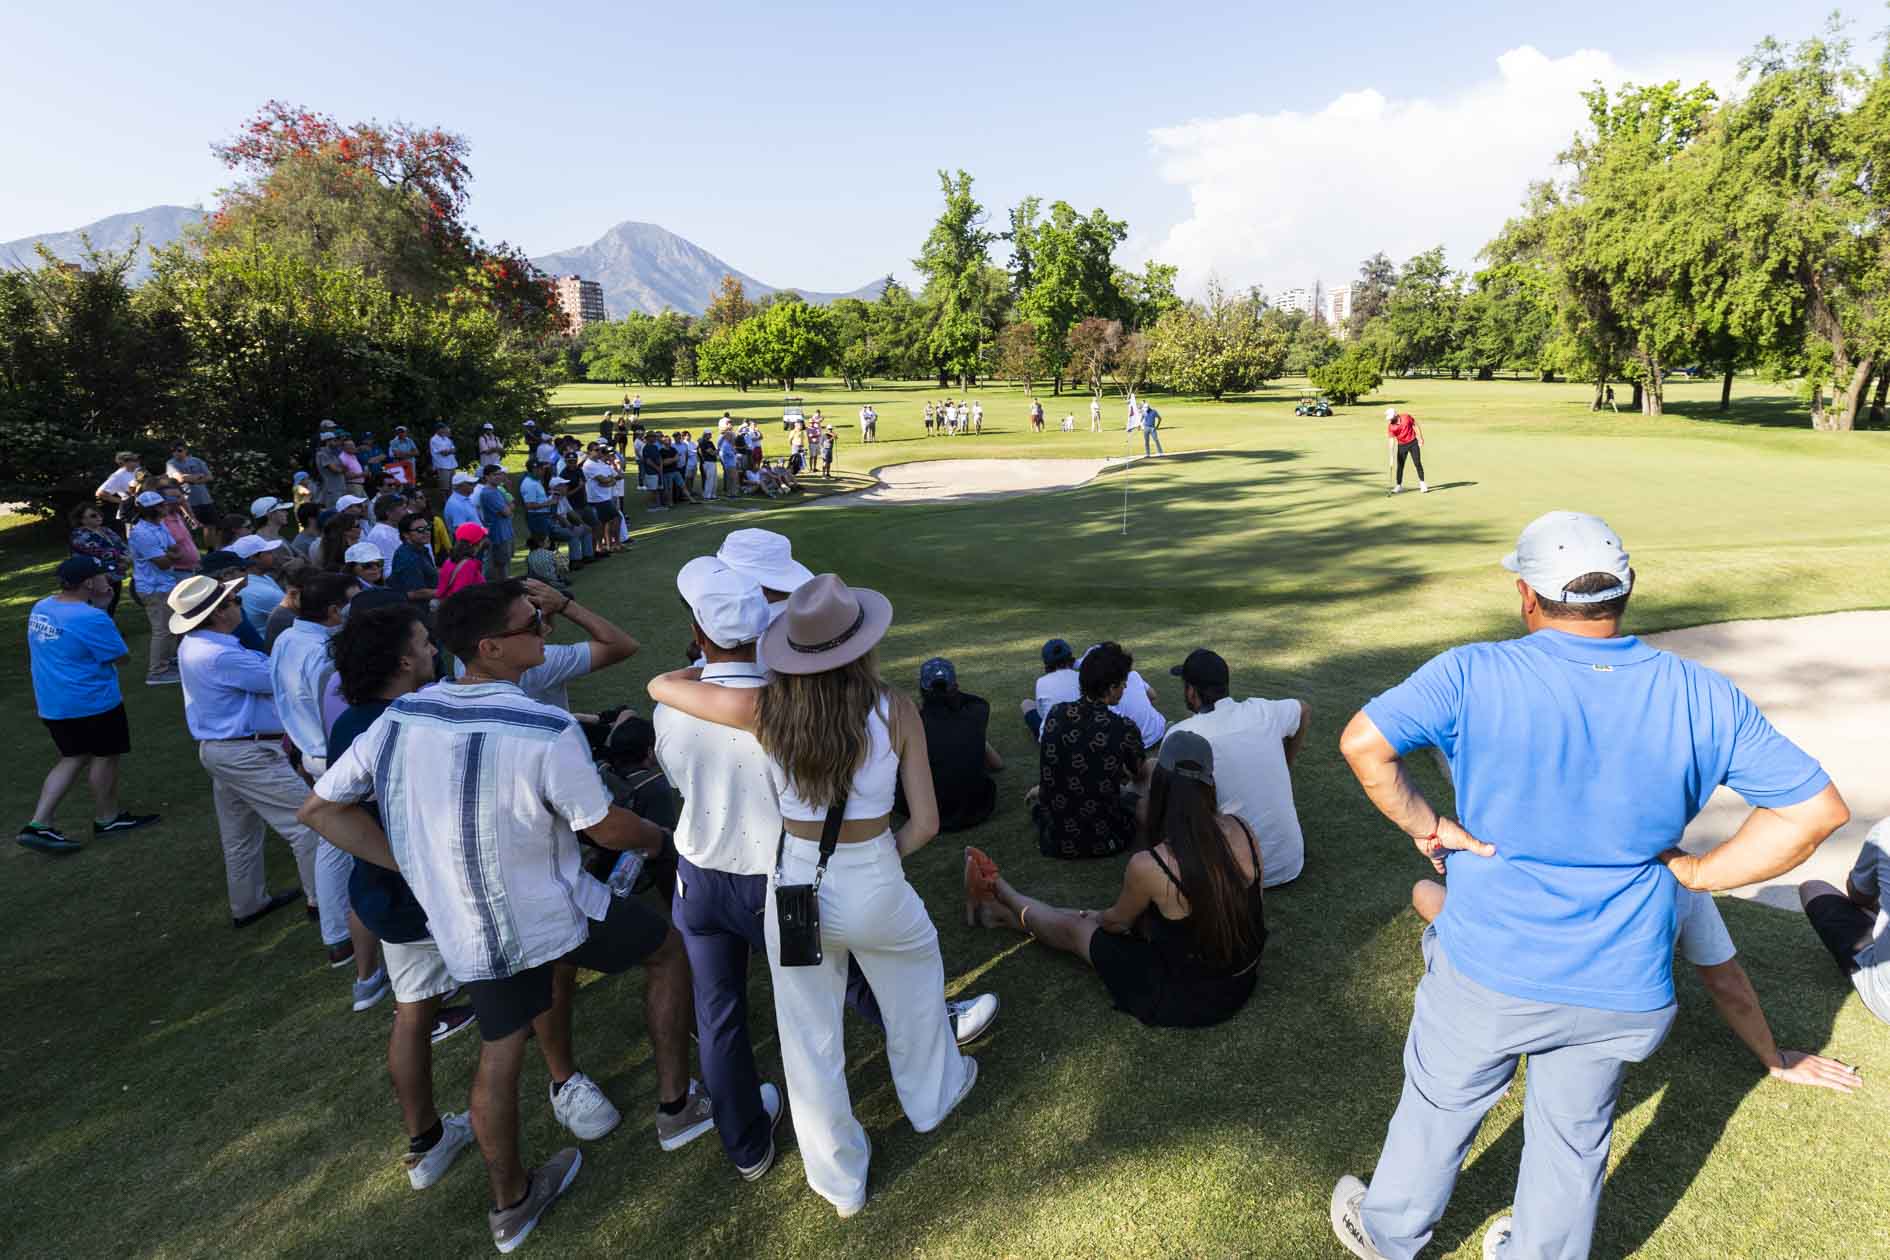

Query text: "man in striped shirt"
[301, 579, 708, 1252]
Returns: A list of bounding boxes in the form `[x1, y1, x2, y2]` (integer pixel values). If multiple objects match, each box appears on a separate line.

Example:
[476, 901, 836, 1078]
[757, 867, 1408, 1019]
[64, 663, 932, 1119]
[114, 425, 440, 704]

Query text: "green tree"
[1346, 252, 1398, 338]
[995, 319, 1046, 387]
[914, 170, 996, 387]
[1381, 247, 1463, 375]
[1015, 200, 1129, 392]
[747, 300, 834, 389]
[1309, 343, 1385, 404]
[703, 273, 753, 334]
[1120, 260, 1182, 330]
[1145, 278, 1289, 399]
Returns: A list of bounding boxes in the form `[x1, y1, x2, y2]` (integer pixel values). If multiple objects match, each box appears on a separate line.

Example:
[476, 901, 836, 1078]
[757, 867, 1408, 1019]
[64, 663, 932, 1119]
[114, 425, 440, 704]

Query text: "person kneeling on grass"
[967, 729, 1266, 1028]
[1414, 877, 1860, 1093]
[1798, 819, 1890, 1029]
[300, 580, 710, 1254]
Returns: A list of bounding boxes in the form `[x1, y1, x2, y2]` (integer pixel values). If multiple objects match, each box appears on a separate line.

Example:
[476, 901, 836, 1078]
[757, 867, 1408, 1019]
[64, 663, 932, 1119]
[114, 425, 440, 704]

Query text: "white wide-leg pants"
[764, 831, 970, 1212]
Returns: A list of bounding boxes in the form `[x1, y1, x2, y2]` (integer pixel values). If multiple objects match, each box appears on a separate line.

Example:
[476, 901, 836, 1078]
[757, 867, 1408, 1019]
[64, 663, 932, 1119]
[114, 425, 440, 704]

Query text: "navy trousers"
[672, 854, 884, 1167]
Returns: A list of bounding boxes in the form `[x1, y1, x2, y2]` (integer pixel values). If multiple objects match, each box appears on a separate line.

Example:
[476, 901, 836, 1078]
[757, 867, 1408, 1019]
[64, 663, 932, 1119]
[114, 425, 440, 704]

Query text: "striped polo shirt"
[314, 680, 612, 981]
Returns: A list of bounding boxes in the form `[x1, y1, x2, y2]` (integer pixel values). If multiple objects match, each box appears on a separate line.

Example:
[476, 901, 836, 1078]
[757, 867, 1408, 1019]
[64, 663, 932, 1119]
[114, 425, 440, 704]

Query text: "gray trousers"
[199, 739, 321, 920]
[142, 595, 177, 679]
[484, 538, 514, 583]
[1361, 928, 1675, 1260]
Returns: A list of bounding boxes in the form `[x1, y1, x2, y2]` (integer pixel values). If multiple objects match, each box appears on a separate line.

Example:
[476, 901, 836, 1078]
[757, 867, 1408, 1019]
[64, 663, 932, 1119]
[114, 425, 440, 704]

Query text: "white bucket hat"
[716, 529, 814, 595]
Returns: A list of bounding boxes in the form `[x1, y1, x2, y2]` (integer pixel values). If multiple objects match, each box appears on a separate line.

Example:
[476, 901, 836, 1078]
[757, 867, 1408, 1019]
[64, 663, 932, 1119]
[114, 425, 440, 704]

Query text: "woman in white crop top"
[647, 573, 978, 1216]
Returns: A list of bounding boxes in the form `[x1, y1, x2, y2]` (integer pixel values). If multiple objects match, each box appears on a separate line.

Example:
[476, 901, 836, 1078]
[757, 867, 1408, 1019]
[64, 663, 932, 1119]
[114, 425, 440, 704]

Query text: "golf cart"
[781, 395, 805, 432]
[1294, 394, 1334, 417]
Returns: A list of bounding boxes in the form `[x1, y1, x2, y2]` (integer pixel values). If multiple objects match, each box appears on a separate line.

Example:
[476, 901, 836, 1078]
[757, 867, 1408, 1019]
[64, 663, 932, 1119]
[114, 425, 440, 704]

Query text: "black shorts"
[1805, 894, 1875, 975]
[43, 703, 131, 758]
[464, 895, 671, 1042]
[591, 500, 620, 524]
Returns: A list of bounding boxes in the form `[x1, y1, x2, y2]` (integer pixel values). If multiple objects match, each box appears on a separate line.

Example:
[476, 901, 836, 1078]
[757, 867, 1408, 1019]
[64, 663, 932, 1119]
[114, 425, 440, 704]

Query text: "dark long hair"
[1145, 767, 1261, 968]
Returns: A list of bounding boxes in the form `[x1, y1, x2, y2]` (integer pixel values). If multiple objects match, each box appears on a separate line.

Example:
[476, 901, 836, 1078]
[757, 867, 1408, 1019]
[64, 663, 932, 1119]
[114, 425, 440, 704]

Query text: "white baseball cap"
[343, 541, 384, 565]
[676, 556, 771, 649]
[249, 495, 284, 519]
[549, 476, 571, 488]
[227, 534, 283, 560]
[1502, 511, 1633, 604]
[334, 494, 368, 512]
[1384, 407, 1397, 420]
[716, 529, 813, 594]
[451, 471, 477, 486]
[135, 490, 165, 508]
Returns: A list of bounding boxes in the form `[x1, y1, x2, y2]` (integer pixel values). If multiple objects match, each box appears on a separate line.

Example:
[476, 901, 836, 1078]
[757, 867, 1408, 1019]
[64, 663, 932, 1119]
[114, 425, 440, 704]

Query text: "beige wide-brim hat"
[759, 573, 893, 675]
[167, 574, 246, 635]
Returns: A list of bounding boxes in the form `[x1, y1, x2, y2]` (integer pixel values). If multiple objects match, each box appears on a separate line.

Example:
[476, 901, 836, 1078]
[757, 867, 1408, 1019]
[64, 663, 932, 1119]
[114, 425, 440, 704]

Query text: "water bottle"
[608, 849, 645, 898]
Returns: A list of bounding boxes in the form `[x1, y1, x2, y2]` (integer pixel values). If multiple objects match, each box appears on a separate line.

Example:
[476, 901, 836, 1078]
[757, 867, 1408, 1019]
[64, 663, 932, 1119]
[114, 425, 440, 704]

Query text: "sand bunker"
[808, 458, 1114, 508]
[1646, 611, 1890, 910]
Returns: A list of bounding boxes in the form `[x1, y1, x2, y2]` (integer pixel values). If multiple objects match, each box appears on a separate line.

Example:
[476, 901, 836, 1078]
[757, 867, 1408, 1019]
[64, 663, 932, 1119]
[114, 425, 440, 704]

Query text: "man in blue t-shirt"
[21, 557, 161, 854]
[475, 464, 515, 584]
[1328, 511, 1850, 1260]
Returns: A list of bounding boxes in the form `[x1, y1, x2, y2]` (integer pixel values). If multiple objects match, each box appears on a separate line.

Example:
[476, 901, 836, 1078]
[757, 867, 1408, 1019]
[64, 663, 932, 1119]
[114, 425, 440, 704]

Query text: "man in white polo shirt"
[1165, 649, 1310, 887]
[429, 422, 459, 497]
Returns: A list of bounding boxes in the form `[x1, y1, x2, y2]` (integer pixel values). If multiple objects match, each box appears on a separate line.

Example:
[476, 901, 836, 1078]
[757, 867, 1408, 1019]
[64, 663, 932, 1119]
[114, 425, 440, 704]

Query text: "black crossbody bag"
[773, 796, 846, 967]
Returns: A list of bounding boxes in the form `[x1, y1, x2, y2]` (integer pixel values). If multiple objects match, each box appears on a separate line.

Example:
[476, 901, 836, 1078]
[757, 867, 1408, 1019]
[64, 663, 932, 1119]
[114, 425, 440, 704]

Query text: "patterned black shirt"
[1037, 697, 1144, 859]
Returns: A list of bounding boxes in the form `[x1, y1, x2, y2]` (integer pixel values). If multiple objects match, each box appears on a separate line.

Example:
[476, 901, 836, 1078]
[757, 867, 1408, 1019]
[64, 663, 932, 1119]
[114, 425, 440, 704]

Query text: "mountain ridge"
[0, 207, 887, 316]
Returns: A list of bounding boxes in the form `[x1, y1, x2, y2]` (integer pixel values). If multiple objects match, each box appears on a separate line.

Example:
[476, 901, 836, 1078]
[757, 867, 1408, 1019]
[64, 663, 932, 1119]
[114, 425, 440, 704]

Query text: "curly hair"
[754, 651, 886, 810]
[330, 604, 424, 705]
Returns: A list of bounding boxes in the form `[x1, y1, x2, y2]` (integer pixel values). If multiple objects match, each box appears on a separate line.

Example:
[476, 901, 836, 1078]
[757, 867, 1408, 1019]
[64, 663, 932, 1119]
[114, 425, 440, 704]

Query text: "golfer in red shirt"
[1385, 408, 1428, 494]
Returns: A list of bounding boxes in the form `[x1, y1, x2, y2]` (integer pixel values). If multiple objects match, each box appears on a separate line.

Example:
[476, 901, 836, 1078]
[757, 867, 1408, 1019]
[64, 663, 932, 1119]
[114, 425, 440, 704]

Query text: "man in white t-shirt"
[1021, 638, 1081, 739]
[428, 423, 458, 497]
[1415, 877, 1861, 1093]
[1165, 649, 1309, 887]
[96, 451, 143, 521]
[1090, 397, 1102, 432]
[450, 577, 638, 712]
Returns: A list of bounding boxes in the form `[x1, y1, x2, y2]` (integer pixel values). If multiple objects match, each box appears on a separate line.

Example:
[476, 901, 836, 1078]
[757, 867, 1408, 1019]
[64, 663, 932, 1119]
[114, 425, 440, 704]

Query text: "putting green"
[4, 376, 1887, 1259]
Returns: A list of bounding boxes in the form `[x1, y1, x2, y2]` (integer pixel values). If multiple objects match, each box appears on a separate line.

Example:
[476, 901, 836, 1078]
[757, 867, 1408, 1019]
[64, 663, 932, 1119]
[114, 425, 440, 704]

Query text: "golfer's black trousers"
[1396, 441, 1425, 484]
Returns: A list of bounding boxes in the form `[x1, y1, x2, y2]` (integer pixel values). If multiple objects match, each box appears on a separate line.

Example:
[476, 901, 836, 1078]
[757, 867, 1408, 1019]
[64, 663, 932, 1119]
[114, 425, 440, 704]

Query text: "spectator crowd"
[18, 409, 1884, 1259]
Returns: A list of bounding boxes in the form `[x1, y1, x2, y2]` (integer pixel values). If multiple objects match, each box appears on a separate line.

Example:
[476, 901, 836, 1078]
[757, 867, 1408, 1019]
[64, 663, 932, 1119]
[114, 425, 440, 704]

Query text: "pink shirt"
[163, 512, 200, 571]
[437, 557, 485, 598]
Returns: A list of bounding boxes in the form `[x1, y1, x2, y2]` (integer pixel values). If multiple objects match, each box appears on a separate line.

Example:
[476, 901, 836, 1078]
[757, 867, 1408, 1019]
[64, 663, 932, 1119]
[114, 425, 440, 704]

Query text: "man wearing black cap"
[21, 557, 161, 854]
[1166, 648, 1310, 887]
[1020, 637, 1080, 740]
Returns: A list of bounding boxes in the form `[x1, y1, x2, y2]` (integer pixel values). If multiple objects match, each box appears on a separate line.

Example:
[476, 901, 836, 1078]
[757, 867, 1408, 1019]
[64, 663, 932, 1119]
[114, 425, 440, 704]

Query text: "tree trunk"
[1475, 365, 1493, 381]
[1719, 363, 1734, 411]
[1810, 384, 1827, 430]
[1870, 366, 1889, 429]
[1539, 368, 1556, 383]
[1051, 374, 1062, 396]
[937, 368, 950, 387]
[1629, 380, 1644, 412]
[1834, 357, 1872, 431]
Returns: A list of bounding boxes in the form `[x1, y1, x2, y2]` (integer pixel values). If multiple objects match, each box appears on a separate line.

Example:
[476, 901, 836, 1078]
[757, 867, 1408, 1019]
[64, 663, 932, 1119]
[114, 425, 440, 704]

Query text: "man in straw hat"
[169, 572, 321, 932]
[300, 578, 706, 1253]
[1328, 510, 1849, 1260]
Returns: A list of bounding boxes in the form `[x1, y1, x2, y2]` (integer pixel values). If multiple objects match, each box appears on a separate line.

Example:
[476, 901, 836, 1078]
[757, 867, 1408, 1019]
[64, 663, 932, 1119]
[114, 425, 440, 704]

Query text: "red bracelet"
[1417, 821, 1441, 844]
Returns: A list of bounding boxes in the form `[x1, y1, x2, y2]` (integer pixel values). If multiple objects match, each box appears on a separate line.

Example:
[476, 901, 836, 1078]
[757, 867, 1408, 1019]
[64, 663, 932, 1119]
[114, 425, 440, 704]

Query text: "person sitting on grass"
[1797, 819, 1890, 1029]
[967, 729, 1264, 1027]
[524, 533, 573, 598]
[897, 657, 1001, 833]
[437, 524, 488, 599]
[1020, 637, 1081, 739]
[1411, 876, 1860, 1093]
[326, 602, 483, 1190]
[1032, 641, 1146, 859]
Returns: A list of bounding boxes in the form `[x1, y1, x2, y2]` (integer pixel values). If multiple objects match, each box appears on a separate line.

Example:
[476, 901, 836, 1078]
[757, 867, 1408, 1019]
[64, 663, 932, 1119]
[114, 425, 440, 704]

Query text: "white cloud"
[1145, 46, 1729, 299]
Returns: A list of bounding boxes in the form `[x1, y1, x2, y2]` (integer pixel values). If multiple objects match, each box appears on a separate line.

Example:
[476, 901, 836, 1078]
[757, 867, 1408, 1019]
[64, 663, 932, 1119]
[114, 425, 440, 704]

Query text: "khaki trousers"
[142, 595, 178, 679]
[199, 739, 321, 920]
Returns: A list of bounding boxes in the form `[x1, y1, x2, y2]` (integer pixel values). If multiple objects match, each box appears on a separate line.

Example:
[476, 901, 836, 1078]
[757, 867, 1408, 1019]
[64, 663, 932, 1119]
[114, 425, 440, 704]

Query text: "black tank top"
[1142, 820, 1269, 990]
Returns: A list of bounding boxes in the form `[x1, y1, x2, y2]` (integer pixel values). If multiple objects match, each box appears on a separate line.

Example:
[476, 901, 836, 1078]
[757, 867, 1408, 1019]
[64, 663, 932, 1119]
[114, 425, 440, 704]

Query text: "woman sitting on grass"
[436, 522, 488, 598]
[966, 729, 1267, 1028]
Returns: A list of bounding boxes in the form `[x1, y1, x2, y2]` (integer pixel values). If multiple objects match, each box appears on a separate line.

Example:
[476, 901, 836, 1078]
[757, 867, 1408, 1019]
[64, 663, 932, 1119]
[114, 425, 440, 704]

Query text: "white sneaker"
[1483, 1216, 1513, 1260]
[550, 1071, 621, 1140]
[1390, 485, 1403, 494]
[1420, 481, 1430, 493]
[404, 1111, 474, 1190]
[1330, 1174, 1390, 1259]
[948, 993, 999, 1045]
[736, 1082, 784, 1182]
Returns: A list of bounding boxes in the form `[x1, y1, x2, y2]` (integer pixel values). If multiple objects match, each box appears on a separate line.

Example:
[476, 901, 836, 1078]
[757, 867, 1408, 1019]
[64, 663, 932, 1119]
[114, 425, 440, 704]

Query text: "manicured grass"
[4, 376, 1888, 1259]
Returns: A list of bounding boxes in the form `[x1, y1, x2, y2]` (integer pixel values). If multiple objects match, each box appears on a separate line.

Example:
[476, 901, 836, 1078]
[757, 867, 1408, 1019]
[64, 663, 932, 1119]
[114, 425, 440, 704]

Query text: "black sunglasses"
[488, 608, 545, 641]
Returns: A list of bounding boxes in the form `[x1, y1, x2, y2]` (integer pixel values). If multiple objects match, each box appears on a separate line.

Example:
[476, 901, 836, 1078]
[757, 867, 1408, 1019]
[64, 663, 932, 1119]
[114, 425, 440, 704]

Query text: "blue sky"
[2, 0, 1844, 296]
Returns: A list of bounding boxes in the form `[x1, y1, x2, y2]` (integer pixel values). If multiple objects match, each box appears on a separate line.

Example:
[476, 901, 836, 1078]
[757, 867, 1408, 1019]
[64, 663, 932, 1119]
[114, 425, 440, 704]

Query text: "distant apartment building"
[550, 274, 606, 334]
[1277, 286, 1317, 316]
[1328, 284, 1355, 334]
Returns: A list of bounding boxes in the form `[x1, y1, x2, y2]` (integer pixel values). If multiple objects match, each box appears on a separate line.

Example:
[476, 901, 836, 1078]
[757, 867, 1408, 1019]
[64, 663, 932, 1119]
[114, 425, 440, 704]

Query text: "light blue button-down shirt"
[268, 618, 340, 759]
[178, 630, 284, 741]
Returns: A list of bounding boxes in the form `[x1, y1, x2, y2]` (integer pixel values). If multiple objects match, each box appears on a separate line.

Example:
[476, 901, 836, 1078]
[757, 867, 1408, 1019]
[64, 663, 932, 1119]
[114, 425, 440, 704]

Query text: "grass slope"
[3, 377, 1887, 1259]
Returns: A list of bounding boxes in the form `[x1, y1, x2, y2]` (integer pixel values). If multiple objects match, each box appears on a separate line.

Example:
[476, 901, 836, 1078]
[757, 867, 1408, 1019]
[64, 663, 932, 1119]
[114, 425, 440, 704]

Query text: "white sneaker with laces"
[550, 1072, 621, 1140]
[1329, 1174, 1390, 1260]
[1391, 485, 1404, 494]
[404, 1111, 475, 1190]
[1420, 480, 1430, 493]
[1483, 1216, 1513, 1260]
[948, 993, 999, 1045]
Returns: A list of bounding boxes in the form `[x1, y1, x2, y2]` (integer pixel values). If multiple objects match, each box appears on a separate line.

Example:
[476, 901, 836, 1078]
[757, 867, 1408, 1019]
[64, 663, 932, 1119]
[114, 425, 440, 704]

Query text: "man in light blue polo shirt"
[1329, 511, 1850, 1260]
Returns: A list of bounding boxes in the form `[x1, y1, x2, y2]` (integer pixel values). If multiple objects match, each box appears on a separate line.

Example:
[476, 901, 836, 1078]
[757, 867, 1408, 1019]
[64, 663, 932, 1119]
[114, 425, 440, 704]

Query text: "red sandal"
[963, 846, 999, 926]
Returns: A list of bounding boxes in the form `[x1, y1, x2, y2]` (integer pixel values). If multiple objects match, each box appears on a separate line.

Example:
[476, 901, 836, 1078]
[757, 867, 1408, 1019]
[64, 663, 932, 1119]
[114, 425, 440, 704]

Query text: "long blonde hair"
[754, 651, 885, 809]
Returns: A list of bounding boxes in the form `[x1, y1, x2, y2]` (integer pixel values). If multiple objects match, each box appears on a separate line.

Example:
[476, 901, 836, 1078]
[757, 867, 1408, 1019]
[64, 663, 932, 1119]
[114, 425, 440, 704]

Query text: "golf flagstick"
[1121, 402, 1133, 534]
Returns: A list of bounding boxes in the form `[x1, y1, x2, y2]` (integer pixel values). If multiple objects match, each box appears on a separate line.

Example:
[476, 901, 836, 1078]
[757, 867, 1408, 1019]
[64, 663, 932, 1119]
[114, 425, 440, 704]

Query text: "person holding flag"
[1386, 408, 1428, 494]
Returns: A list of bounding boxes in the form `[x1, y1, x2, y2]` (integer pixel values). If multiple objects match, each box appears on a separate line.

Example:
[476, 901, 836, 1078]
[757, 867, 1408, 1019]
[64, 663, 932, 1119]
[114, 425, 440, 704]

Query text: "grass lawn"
[4, 375, 1888, 1259]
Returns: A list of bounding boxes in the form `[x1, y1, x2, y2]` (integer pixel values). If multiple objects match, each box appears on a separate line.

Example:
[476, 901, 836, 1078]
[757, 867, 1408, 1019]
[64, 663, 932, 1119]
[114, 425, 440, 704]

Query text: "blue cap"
[919, 657, 956, 691]
[1041, 638, 1074, 665]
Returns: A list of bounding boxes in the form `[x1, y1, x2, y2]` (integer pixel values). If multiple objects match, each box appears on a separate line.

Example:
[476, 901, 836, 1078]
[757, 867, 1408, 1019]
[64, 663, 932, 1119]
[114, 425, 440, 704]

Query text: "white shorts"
[643, 474, 662, 492]
[384, 937, 457, 1004]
